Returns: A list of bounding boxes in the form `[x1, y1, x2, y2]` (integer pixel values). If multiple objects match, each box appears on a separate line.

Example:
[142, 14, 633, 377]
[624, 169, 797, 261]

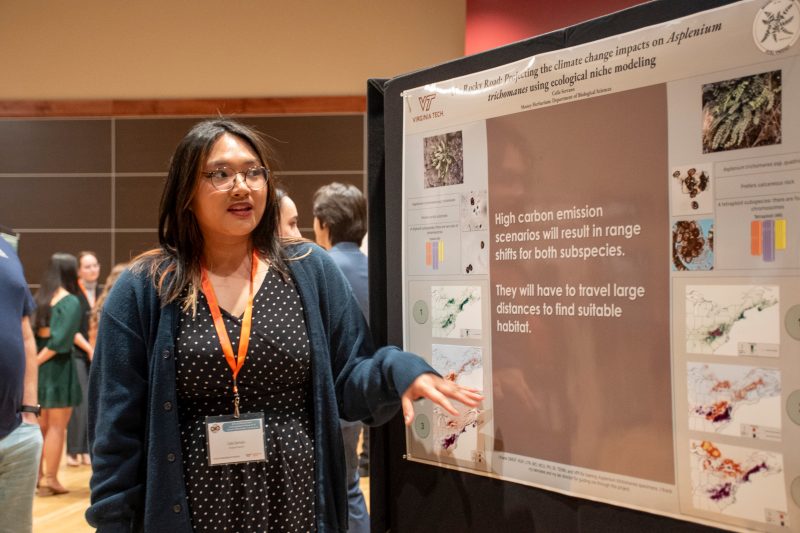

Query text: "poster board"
[398, 1, 800, 531]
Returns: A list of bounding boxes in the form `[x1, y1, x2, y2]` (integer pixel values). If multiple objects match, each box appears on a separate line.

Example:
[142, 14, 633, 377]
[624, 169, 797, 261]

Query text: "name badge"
[205, 412, 267, 466]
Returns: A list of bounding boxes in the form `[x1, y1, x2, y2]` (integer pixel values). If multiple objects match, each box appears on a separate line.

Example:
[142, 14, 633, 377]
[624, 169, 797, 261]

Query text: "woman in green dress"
[33, 253, 83, 495]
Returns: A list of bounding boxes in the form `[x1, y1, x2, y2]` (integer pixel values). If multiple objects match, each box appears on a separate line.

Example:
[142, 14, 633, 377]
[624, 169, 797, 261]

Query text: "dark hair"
[312, 182, 367, 246]
[134, 119, 290, 308]
[90, 262, 129, 339]
[77, 250, 98, 264]
[33, 252, 80, 329]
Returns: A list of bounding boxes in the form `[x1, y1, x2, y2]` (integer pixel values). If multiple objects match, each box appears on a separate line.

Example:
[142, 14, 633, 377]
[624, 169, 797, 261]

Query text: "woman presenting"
[87, 119, 481, 532]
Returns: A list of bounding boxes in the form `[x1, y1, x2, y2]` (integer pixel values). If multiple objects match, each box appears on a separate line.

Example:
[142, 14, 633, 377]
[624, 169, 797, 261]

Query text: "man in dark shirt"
[0, 236, 43, 532]
[312, 183, 370, 533]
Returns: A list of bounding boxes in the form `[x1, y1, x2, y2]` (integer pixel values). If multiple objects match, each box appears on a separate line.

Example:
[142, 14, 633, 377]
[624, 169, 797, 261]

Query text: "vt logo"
[418, 94, 437, 112]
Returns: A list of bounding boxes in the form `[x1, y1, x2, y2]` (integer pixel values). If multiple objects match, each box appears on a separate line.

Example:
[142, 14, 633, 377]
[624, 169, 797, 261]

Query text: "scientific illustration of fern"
[423, 131, 464, 188]
[701, 70, 782, 153]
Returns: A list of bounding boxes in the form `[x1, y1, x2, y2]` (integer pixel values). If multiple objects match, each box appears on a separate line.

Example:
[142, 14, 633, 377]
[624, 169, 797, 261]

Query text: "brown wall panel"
[115, 175, 165, 228]
[114, 232, 159, 264]
[115, 115, 364, 174]
[0, 120, 111, 173]
[0, 176, 111, 229]
[16, 232, 112, 286]
[2, 109, 365, 283]
[243, 116, 364, 171]
[275, 173, 366, 234]
[115, 118, 202, 173]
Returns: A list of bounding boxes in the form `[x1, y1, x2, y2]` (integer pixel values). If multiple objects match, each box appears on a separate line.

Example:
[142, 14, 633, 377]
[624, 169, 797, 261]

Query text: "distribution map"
[431, 344, 483, 457]
[687, 363, 781, 436]
[431, 285, 482, 338]
[690, 440, 786, 523]
[685, 285, 779, 355]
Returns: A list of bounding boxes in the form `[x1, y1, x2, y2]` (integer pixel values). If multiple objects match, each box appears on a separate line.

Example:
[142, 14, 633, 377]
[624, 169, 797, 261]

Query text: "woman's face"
[191, 133, 267, 246]
[278, 196, 302, 238]
[78, 254, 100, 283]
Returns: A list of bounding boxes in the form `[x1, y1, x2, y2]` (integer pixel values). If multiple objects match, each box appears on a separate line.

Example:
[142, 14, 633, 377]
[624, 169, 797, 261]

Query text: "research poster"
[401, 1, 800, 531]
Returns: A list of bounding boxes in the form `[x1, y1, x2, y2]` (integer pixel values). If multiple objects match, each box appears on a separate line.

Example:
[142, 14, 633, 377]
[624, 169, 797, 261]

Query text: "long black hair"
[135, 119, 291, 309]
[33, 252, 80, 329]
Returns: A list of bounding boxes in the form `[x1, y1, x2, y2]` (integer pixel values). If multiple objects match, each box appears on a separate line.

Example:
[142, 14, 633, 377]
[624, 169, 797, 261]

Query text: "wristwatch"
[19, 404, 41, 417]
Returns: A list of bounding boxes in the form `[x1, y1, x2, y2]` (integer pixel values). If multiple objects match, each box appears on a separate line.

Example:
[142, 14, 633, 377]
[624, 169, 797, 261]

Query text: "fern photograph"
[701, 70, 782, 153]
[423, 131, 464, 188]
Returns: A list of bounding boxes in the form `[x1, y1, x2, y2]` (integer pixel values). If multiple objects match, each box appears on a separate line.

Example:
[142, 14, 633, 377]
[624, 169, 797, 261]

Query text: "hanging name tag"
[205, 412, 267, 466]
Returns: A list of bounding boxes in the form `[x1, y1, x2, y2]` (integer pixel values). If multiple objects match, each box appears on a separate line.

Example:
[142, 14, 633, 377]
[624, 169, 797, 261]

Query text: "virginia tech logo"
[418, 94, 437, 112]
[753, 0, 800, 54]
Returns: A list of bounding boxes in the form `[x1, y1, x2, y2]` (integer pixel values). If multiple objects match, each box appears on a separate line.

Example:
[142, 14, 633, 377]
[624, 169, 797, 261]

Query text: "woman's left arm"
[317, 256, 481, 425]
[74, 332, 94, 360]
[399, 372, 482, 426]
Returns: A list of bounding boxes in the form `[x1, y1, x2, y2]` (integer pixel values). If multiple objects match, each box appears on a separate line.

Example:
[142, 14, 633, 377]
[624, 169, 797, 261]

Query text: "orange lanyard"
[200, 249, 258, 418]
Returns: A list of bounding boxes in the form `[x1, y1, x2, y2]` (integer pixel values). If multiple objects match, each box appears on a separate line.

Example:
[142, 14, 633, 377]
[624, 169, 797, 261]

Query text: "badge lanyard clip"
[200, 250, 258, 418]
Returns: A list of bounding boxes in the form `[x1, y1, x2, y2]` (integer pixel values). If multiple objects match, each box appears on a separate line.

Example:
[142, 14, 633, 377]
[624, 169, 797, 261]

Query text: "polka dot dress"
[175, 267, 315, 532]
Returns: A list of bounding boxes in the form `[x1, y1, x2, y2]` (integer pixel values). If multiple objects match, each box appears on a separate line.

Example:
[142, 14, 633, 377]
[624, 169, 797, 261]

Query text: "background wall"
[0, 0, 466, 99]
[466, 0, 644, 54]
[0, 115, 364, 283]
[0, 0, 648, 282]
[0, 0, 466, 283]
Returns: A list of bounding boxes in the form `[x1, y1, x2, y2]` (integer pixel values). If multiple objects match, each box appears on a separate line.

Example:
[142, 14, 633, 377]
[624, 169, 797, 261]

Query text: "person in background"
[34, 253, 83, 496]
[312, 182, 371, 532]
[77, 251, 102, 310]
[89, 262, 128, 344]
[0, 236, 43, 532]
[87, 119, 480, 532]
[276, 187, 303, 239]
[66, 250, 99, 467]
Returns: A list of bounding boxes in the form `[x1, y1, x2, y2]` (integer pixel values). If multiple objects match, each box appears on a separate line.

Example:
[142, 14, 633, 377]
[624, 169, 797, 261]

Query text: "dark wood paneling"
[0, 120, 111, 173]
[115, 115, 364, 174]
[0, 97, 366, 118]
[115, 118, 202, 173]
[245, 116, 364, 171]
[0, 176, 111, 228]
[115, 175, 165, 228]
[275, 173, 366, 232]
[0, 104, 365, 289]
[0, 101, 116, 117]
[112, 97, 367, 115]
[16, 232, 112, 286]
[114, 232, 159, 264]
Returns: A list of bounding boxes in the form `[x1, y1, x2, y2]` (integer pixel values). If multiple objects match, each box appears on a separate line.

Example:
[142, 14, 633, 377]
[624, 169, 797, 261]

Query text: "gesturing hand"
[401, 373, 483, 426]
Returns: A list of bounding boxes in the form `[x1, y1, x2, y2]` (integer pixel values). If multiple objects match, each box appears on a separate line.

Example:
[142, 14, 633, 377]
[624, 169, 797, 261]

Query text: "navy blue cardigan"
[87, 243, 434, 532]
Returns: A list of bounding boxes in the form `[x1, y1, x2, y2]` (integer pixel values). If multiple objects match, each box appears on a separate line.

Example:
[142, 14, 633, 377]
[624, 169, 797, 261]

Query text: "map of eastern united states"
[687, 363, 780, 433]
[433, 349, 482, 382]
[431, 286, 482, 338]
[431, 345, 483, 454]
[685, 285, 779, 355]
[690, 440, 785, 520]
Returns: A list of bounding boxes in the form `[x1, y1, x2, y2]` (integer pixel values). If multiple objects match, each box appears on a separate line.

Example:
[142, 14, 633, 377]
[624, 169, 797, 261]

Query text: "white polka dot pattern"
[175, 268, 315, 532]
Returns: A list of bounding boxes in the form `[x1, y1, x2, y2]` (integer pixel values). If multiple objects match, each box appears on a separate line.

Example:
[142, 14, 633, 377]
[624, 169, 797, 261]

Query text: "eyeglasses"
[201, 166, 270, 191]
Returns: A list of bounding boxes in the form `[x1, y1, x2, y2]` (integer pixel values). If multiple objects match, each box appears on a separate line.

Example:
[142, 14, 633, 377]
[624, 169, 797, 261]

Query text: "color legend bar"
[425, 239, 444, 270]
[751, 219, 786, 262]
[751, 220, 761, 256]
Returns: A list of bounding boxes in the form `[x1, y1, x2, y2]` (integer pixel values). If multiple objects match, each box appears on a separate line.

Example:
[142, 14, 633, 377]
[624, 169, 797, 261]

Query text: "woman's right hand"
[400, 373, 483, 426]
